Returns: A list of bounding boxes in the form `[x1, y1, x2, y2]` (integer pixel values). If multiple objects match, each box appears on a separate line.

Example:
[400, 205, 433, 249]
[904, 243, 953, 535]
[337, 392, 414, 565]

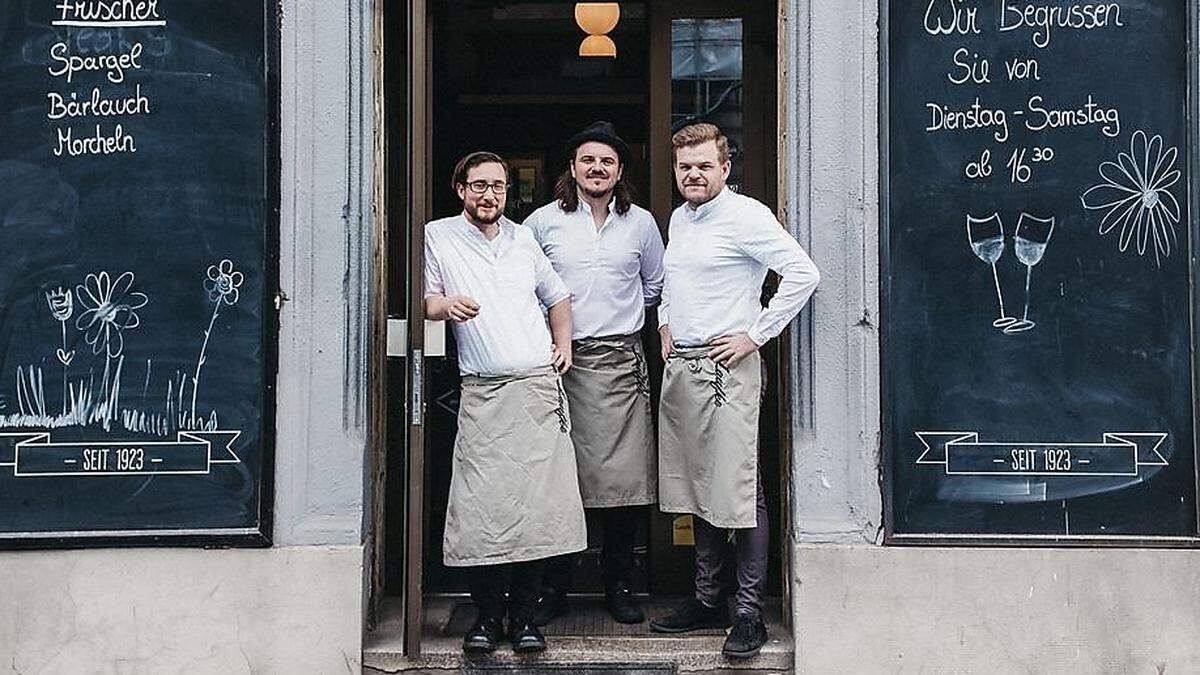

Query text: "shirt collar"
[685, 186, 731, 221]
[575, 191, 618, 228]
[459, 213, 512, 242]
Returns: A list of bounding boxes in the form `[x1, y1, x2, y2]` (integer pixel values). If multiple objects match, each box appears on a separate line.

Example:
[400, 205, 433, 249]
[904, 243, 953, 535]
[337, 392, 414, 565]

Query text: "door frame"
[369, 0, 795, 654]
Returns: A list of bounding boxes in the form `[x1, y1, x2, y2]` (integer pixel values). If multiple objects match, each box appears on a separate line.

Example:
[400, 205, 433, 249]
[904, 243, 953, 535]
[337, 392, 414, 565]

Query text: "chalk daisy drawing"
[189, 259, 243, 427]
[1080, 130, 1182, 266]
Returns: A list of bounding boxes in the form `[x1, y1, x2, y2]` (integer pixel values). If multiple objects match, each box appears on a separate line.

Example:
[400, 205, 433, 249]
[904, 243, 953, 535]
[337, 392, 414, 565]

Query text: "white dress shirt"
[424, 214, 570, 376]
[659, 188, 820, 347]
[524, 197, 665, 340]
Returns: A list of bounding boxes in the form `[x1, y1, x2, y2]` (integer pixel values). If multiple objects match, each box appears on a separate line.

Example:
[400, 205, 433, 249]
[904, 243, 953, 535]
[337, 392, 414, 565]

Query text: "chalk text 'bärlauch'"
[47, 84, 151, 120]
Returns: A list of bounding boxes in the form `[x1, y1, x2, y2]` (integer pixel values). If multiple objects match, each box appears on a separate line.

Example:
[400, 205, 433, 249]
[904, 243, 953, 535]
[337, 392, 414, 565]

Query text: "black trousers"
[544, 505, 643, 593]
[466, 559, 545, 623]
[693, 471, 769, 617]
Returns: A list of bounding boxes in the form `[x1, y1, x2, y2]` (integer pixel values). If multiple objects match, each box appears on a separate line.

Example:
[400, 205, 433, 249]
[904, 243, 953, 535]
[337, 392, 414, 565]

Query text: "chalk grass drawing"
[1080, 130, 1182, 266]
[1, 261, 244, 438]
[188, 259, 243, 428]
[966, 213, 1016, 329]
[45, 287, 74, 411]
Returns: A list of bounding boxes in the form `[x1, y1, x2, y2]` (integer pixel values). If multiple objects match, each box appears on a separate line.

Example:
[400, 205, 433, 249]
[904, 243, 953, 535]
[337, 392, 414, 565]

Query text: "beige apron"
[443, 367, 588, 567]
[658, 348, 761, 528]
[562, 335, 657, 508]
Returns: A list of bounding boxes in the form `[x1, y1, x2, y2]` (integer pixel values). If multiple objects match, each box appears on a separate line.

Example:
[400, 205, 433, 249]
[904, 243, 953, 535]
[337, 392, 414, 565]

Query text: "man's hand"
[552, 344, 572, 374]
[659, 325, 673, 361]
[445, 295, 480, 322]
[708, 332, 759, 368]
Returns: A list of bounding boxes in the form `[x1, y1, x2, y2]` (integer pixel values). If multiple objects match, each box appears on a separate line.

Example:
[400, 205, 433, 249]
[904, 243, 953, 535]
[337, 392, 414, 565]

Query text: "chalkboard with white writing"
[0, 1, 277, 545]
[883, 1, 1199, 540]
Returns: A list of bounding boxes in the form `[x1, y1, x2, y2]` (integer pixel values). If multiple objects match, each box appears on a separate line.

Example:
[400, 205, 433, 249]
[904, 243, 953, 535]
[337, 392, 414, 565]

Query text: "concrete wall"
[787, 1, 1200, 672]
[1, 548, 363, 674]
[796, 546, 1200, 673]
[0, 0, 375, 671]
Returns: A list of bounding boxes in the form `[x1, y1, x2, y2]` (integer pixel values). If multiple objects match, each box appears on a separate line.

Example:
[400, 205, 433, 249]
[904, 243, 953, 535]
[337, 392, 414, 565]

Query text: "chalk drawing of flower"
[189, 259, 241, 427]
[1080, 130, 1182, 266]
[75, 271, 148, 358]
[45, 287, 73, 321]
[204, 259, 243, 306]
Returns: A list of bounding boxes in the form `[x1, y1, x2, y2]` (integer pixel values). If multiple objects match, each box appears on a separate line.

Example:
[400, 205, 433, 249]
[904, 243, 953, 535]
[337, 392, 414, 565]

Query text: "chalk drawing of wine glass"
[966, 213, 1015, 329]
[1004, 212, 1055, 334]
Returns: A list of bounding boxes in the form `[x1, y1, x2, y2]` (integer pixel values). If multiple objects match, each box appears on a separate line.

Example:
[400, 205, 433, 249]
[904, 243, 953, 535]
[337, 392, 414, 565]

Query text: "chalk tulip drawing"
[1080, 130, 1182, 266]
[0, 261, 245, 437]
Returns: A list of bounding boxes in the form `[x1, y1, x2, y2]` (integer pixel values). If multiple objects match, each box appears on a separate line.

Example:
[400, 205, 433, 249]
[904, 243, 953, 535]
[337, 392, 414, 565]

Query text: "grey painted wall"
[784, 0, 883, 546]
[274, 0, 375, 547]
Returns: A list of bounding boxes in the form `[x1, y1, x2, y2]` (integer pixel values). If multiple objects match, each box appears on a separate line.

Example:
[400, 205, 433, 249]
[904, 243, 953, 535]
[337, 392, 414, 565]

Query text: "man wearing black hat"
[524, 121, 665, 625]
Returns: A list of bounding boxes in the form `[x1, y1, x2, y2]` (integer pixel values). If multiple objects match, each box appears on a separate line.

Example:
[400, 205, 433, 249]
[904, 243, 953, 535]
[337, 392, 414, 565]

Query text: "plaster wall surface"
[795, 545, 1200, 673]
[783, 0, 883, 548]
[274, 0, 375, 547]
[0, 547, 363, 674]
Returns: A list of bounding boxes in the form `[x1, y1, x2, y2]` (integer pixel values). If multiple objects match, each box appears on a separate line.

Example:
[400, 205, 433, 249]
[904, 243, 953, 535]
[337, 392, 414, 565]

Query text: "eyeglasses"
[465, 180, 510, 195]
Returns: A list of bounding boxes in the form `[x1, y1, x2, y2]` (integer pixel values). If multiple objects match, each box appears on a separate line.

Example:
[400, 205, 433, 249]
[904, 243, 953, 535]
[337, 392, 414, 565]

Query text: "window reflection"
[671, 18, 744, 196]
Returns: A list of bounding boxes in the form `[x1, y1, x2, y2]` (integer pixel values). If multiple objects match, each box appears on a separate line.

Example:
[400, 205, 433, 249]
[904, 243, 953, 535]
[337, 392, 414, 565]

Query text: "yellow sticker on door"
[672, 515, 694, 546]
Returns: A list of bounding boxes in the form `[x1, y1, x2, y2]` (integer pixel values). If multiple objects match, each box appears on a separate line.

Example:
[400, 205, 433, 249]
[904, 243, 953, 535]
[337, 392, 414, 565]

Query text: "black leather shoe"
[462, 616, 505, 654]
[532, 589, 569, 627]
[509, 621, 547, 653]
[604, 584, 645, 624]
[649, 598, 730, 633]
[722, 613, 768, 659]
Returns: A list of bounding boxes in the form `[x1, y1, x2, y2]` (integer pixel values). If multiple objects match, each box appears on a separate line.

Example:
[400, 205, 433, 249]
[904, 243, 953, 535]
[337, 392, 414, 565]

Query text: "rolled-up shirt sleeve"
[739, 209, 821, 346]
[534, 247, 571, 309]
[423, 235, 445, 298]
[640, 218, 666, 306]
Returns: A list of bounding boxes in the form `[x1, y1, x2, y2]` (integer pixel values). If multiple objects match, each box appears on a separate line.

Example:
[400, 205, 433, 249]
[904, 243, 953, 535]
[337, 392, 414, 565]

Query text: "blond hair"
[671, 123, 730, 164]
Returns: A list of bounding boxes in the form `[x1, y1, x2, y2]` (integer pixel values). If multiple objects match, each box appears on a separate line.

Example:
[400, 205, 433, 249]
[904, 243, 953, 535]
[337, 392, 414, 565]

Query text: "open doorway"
[371, 0, 788, 660]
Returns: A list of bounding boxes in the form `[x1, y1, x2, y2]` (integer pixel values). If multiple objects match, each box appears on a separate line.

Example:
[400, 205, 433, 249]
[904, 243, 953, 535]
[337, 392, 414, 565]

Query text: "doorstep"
[363, 596, 793, 674]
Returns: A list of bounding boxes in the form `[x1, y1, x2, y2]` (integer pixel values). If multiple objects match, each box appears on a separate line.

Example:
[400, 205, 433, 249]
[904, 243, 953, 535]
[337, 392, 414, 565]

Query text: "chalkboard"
[0, 1, 278, 544]
[883, 1, 1199, 540]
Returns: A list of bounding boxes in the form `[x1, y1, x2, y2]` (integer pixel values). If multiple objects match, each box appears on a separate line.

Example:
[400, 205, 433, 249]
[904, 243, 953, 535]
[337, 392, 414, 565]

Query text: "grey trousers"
[692, 472, 768, 617]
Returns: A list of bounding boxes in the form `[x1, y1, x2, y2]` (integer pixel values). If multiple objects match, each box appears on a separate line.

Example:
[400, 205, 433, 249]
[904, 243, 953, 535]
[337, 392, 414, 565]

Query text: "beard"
[465, 202, 503, 225]
[582, 184, 613, 200]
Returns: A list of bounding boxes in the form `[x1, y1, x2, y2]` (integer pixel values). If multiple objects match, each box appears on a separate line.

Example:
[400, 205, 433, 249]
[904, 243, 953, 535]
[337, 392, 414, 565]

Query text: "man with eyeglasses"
[424, 150, 587, 655]
[524, 121, 665, 627]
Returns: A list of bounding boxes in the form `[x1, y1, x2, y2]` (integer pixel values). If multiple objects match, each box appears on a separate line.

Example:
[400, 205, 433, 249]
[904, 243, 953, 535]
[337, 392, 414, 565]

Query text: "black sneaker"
[649, 598, 730, 633]
[604, 584, 645, 624]
[509, 621, 547, 653]
[722, 613, 768, 659]
[532, 589, 569, 627]
[462, 615, 505, 654]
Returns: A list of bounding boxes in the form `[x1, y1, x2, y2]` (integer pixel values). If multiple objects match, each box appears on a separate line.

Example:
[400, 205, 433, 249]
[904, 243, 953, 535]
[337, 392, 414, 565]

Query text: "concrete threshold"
[364, 596, 793, 674]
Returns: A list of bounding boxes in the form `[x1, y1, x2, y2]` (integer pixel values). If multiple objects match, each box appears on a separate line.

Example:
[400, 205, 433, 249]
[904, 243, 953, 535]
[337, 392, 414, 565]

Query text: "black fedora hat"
[564, 120, 631, 165]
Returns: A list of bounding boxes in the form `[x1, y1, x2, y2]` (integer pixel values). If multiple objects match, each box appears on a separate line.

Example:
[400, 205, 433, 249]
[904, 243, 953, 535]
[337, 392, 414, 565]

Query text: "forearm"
[424, 295, 452, 321]
[748, 258, 821, 344]
[547, 300, 573, 352]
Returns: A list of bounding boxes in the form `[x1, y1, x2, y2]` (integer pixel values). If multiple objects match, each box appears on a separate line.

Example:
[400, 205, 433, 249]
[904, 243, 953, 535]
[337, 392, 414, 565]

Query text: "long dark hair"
[554, 167, 636, 216]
